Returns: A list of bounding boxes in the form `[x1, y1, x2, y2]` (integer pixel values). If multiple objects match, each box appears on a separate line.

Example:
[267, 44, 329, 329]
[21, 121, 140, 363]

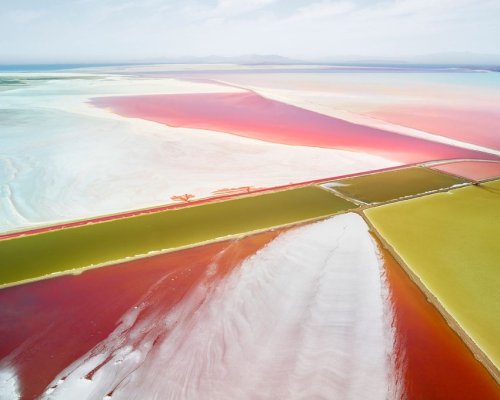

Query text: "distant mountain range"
[161, 54, 303, 65]
[312, 52, 500, 66]
[2, 52, 499, 69]
[410, 52, 500, 65]
[163, 52, 500, 67]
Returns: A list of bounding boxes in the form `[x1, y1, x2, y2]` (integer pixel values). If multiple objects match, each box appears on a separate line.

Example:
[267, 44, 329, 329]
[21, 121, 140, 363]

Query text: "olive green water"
[365, 179, 500, 369]
[328, 167, 468, 204]
[0, 186, 355, 286]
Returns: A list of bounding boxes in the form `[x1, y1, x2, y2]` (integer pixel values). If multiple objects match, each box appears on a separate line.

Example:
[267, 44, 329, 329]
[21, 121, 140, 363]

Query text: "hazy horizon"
[2, 51, 500, 67]
[2, 0, 500, 64]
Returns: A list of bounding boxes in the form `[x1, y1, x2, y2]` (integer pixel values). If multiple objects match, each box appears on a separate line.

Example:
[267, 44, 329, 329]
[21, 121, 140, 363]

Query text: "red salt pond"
[376, 236, 500, 399]
[0, 232, 280, 399]
[431, 160, 500, 181]
[1, 225, 499, 399]
[368, 105, 500, 150]
[91, 92, 498, 164]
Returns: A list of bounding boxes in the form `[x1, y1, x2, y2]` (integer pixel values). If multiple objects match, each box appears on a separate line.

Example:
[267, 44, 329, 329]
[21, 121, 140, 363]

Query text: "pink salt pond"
[431, 160, 500, 181]
[91, 92, 497, 164]
[367, 105, 500, 150]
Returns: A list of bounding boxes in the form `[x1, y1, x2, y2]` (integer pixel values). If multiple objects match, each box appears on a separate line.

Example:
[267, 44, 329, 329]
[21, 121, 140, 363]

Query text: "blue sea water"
[0, 63, 138, 72]
[0, 62, 498, 74]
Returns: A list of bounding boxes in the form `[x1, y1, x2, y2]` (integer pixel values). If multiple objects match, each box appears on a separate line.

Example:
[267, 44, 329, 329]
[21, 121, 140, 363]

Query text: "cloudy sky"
[1, 0, 500, 63]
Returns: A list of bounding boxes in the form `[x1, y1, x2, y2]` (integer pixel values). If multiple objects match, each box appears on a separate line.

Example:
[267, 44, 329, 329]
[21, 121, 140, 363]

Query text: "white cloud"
[8, 9, 46, 23]
[182, 0, 277, 21]
[213, 0, 277, 17]
[1, 0, 500, 62]
[279, 1, 357, 24]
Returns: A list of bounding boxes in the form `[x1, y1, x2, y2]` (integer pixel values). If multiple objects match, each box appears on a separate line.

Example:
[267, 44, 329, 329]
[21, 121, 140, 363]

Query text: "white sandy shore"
[0, 75, 397, 233]
[0, 368, 20, 399]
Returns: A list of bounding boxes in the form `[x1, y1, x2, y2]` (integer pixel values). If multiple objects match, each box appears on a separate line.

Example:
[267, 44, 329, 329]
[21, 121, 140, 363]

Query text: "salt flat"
[0, 74, 396, 233]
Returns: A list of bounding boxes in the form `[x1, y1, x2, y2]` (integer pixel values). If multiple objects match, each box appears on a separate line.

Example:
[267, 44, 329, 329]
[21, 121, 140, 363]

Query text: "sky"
[1, 0, 500, 63]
